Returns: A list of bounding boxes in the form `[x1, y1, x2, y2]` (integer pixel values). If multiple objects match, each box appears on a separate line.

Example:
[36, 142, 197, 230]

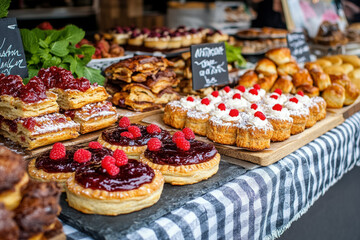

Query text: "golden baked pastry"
[257, 73, 278, 91]
[321, 56, 343, 66]
[292, 69, 313, 87]
[321, 83, 345, 108]
[238, 70, 258, 88]
[255, 58, 278, 75]
[163, 97, 198, 129]
[343, 81, 359, 105]
[265, 47, 291, 65]
[315, 59, 332, 69]
[185, 110, 210, 136]
[277, 62, 299, 76]
[265, 104, 293, 142]
[313, 97, 327, 121]
[338, 55, 360, 68]
[284, 97, 310, 134]
[304, 62, 323, 72]
[270, 75, 294, 93]
[309, 71, 331, 91]
[296, 85, 320, 98]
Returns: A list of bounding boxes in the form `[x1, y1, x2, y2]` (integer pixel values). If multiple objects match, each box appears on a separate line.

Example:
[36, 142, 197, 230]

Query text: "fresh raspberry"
[274, 88, 282, 95]
[289, 97, 299, 103]
[218, 103, 226, 111]
[270, 94, 279, 100]
[297, 91, 304, 97]
[229, 109, 239, 117]
[201, 98, 210, 105]
[146, 124, 161, 134]
[253, 84, 261, 90]
[175, 137, 190, 151]
[101, 156, 116, 169]
[88, 141, 102, 149]
[105, 164, 120, 176]
[172, 131, 185, 142]
[120, 131, 134, 139]
[249, 88, 258, 95]
[49, 143, 66, 160]
[251, 103, 258, 110]
[254, 111, 266, 120]
[232, 93, 241, 99]
[113, 149, 128, 166]
[186, 96, 194, 102]
[236, 85, 246, 93]
[272, 104, 283, 111]
[211, 91, 219, 97]
[223, 86, 231, 93]
[182, 128, 195, 140]
[118, 117, 130, 128]
[74, 149, 91, 163]
[147, 138, 162, 151]
[128, 125, 142, 138]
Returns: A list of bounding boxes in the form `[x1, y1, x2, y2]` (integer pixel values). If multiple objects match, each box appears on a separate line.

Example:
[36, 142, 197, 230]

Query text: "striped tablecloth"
[64, 112, 360, 240]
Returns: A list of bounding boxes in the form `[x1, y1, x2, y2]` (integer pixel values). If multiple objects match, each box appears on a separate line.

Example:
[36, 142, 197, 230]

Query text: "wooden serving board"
[327, 97, 360, 119]
[141, 112, 344, 166]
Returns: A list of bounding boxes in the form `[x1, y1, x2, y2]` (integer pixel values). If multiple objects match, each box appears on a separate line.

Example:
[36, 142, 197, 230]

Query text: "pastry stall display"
[313, 21, 348, 46]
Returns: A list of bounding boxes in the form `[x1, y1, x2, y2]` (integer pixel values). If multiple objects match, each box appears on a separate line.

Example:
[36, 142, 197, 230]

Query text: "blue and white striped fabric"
[64, 112, 360, 240]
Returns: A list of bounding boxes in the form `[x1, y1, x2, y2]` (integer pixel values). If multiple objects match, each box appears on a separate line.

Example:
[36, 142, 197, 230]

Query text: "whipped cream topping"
[266, 105, 292, 121]
[263, 94, 281, 106]
[226, 97, 250, 110]
[195, 102, 215, 113]
[210, 105, 230, 118]
[206, 94, 222, 104]
[296, 94, 311, 106]
[180, 97, 198, 109]
[221, 112, 242, 122]
[285, 100, 310, 116]
[246, 114, 270, 129]
[243, 90, 262, 103]
[219, 89, 235, 99]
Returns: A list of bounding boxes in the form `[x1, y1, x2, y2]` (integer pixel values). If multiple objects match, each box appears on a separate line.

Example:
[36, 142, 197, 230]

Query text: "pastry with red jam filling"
[139, 128, 220, 185]
[98, 117, 171, 158]
[65, 149, 164, 215]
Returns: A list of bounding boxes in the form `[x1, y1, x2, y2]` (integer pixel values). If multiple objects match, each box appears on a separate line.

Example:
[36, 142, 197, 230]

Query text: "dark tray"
[59, 160, 246, 240]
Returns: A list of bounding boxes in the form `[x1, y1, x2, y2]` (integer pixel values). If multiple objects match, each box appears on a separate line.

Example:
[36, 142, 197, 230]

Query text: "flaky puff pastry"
[257, 73, 277, 91]
[330, 75, 359, 105]
[277, 62, 299, 76]
[65, 170, 164, 215]
[97, 135, 146, 159]
[255, 58, 277, 75]
[296, 85, 320, 98]
[313, 97, 327, 121]
[271, 75, 294, 93]
[0, 174, 29, 210]
[309, 71, 331, 91]
[304, 62, 323, 72]
[163, 101, 188, 129]
[206, 117, 237, 145]
[139, 153, 220, 185]
[292, 69, 313, 88]
[185, 110, 210, 136]
[238, 70, 258, 88]
[265, 47, 291, 65]
[267, 118, 292, 142]
[322, 83, 345, 108]
[236, 125, 273, 151]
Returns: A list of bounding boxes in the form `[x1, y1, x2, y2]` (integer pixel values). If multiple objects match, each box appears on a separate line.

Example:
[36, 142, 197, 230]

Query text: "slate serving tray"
[59, 160, 246, 239]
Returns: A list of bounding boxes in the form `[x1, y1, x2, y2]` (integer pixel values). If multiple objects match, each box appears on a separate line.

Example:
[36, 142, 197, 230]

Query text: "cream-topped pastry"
[210, 103, 230, 118]
[226, 93, 250, 111]
[263, 93, 285, 106]
[284, 97, 310, 135]
[243, 88, 262, 103]
[219, 86, 235, 99]
[195, 98, 215, 113]
[185, 98, 213, 136]
[272, 88, 288, 104]
[295, 91, 319, 128]
[180, 96, 199, 109]
[206, 91, 222, 104]
[266, 104, 293, 142]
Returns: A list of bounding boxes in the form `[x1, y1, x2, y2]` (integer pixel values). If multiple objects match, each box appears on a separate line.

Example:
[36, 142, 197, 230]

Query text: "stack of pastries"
[163, 84, 327, 151]
[0, 67, 118, 150]
[105, 55, 180, 111]
[0, 146, 64, 240]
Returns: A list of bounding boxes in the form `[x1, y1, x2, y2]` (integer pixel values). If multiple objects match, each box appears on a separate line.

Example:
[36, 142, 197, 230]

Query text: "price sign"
[286, 32, 311, 63]
[190, 42, 229, 90]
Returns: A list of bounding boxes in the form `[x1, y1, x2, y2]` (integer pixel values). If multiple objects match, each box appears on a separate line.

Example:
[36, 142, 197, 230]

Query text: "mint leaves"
[20, 25, 104, 85]
[0, 0, 11, 18]
[225, 42, 247, 68]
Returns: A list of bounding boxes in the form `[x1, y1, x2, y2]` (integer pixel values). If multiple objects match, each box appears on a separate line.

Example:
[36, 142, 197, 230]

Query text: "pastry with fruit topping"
[0, 75, 59, 120]
[226, 93, 250, 111]
[236, 111, 274, 151]
[128, 31, 144, 46]
[61, 101, 118, 134]
[0, 113, 80, 150]
[294, 91, 318, 128]
[144, 31, 161, 49]
[265, 104, 293, 142]
[168, 32, 182, 49]
[284, 97, 310, 134]
[98, 117, 171, 158]
[139, 129, 220, 185]
[206, 30, 229, 43]
[28, 142, 112, 189]
[185, 98, 214, 136]
[0, 146, 29, 210]
[163, 96, 199, 129]
[313, 96, 327, 121]
[65, 149, 164, 215]
[112, 27, 129, 45]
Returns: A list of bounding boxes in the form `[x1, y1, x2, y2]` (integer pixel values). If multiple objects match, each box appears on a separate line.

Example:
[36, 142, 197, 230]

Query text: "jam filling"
[144, 140, 217, 166]
[102, 124, 171, 146]
[35, 147, 113, 173]
[75, 159, 155, 191]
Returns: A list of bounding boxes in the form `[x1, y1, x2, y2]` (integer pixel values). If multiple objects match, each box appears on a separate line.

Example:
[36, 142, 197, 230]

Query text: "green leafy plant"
[0, 0, 11, 18]
[20, 25, 105, 85]
[225, 42, 247, 68]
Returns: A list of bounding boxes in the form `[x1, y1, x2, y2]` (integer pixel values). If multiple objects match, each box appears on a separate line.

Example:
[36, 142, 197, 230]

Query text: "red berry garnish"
[229, 109, 239, 117]
[74, 149, 91, 163]
[105, 164, 120, 176]
[224, 86, 231, 93]
[218, 103, 226, 111]
[172, 131, 185, 142]
[113, 149, 128, 166]
[272, 104, 283, 111]
[249, 88, 258, 95]
[236, 85, 246, 93]
[88, 141, 102, 149]
[147, 138, 162, 151]
[120, 131, 134, 139]
[49, 143, 66, 160]
[211, 91, 219, 97]
[186, 96, 194, 102]
[101, 156, 116, 169]
[118, 117, 130, 128]
[253, 84, 261, 90]
[289, 97, 299, 104]
[201, 98, 210, 105]
[146, 124, 161, 134]
[297, 91, 304, 97]
[251, 103, 258, 110]
[270, 94, 279, 100]
[182, 128, 195, 140]
[128, 125, 142, 138]
[175, 137, 190, 151]
[232, 93, 241, 99]
[274, 88, 282, 95]
[254, 111, 266, 120]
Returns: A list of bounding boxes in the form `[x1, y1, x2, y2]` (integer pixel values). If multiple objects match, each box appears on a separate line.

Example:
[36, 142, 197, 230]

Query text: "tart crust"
[65, 170, 164, 215]
[139, 153, 221, 185]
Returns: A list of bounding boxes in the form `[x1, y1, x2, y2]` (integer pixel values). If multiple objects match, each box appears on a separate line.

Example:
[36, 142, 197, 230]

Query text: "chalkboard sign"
[286, 32, 311, 63]
[190, 42, 229, 90]
[0, 18, 28, 77]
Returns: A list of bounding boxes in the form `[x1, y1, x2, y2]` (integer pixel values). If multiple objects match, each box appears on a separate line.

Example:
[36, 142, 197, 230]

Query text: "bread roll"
[270, 75, 293, 93]
[338, 55, 360, 68]
[304, 62, 322, 72]
[315, 59, 332, 69]
[292, 69, 313, 87]
[348, 68, 360, 80]
[265, 47, 291, 65]
[255, 58, 277, 75]
[343, 81, 359, 105]
[296, 85, 320, 98]
[340, 63, 354, 74]
[321, 83, 345, 108]
[257, 73, 277, 91]
[350, 78, 360, 91]
[323, 65, 348, 75]
[238, 70, 258, 88]
[329, 74, 351, 86]
[320, 56, 343, 66]
[277, 62, 299, 76]
[309, 71, 331, 91]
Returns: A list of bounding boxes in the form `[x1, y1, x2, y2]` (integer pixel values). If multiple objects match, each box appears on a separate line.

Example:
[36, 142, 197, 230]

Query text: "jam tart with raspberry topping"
[139, 129, 220, 185]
